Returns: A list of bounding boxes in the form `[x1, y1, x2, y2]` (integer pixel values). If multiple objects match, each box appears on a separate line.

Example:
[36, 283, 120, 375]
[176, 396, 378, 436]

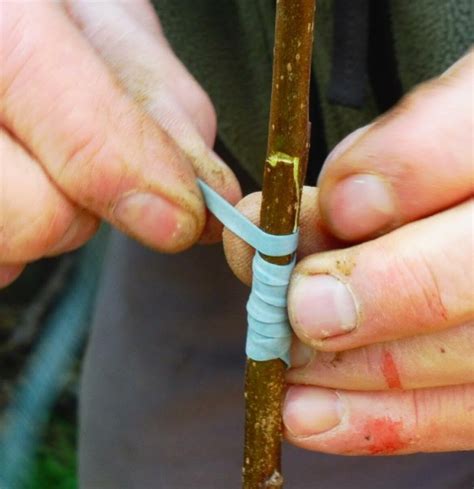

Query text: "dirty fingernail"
[48, 213, 96, 255]
[290, 339, 315, 368]
[114, 192, 197, 251]
[289, 274, 358, 341]
[326, 173, 396, 240]
[283, 386, 343, 437]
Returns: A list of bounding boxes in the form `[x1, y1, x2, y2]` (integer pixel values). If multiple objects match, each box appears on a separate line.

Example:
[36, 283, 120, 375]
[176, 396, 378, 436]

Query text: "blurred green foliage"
[26, 416, 77, 489]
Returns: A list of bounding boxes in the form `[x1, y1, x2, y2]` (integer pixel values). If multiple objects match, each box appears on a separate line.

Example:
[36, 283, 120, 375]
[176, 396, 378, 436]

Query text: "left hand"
[223, 51, 474, 455]
[0, 0, 241, 288]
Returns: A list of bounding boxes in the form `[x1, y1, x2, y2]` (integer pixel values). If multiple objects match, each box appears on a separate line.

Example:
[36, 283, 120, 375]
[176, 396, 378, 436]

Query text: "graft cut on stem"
[242, 1, 316, 488]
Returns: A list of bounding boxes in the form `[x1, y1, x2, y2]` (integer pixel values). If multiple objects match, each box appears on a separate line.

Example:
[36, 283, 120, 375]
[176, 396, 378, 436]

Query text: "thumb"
[318, 50, 474, 241]
[1, 2, 204, 253]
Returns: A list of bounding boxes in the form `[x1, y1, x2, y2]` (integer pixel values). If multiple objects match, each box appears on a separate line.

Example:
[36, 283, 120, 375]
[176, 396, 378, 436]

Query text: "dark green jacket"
[152, 0, 472, 182]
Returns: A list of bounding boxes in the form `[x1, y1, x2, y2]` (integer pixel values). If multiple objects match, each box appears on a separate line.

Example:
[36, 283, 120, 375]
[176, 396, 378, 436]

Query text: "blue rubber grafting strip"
[246, 254, 295, 365]
[198, 179, 298, 365]
[198, 180, 298, 257]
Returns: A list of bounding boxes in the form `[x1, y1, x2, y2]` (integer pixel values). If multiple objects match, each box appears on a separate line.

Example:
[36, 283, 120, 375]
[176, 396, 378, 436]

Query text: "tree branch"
[242, 1, 316, 488]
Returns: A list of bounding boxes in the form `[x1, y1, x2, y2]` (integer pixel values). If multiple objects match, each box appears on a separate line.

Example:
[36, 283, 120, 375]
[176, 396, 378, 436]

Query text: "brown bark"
[242, 1, 316, 488]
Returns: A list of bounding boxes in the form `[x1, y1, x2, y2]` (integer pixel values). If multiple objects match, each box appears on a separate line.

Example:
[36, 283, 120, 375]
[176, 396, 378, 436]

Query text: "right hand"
[0, 0, 241, 287]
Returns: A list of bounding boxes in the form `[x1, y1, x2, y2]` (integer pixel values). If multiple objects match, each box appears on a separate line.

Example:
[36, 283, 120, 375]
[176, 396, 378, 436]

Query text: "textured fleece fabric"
[151, 0, 473, 182]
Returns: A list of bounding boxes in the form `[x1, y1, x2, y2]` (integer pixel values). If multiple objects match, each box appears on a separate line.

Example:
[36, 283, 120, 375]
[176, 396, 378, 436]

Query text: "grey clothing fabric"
[79, 231, 474, 488]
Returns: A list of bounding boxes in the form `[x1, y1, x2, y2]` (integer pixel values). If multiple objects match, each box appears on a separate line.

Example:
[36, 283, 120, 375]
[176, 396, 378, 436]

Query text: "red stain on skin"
[364, 417, 405, 454]
[381, 351, 402, 389]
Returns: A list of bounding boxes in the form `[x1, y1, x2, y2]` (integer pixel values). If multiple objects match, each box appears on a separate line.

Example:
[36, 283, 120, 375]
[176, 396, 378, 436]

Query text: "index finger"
[1, 2, 204, 252]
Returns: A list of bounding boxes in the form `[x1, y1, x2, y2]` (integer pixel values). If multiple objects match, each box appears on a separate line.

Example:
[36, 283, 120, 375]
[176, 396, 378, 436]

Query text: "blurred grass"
[26, 415, 77, 489]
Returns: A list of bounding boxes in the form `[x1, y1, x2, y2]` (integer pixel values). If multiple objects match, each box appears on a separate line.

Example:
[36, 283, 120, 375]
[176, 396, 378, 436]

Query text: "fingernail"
[48, 214, 92, 255]
[327, 173, 396, 240]
[283, 386, 343, 437]
[114, 192, 197, 250]
[289, 275, 358, 341]
[290, 339, 315, 368]
[0, 265, 24, 287]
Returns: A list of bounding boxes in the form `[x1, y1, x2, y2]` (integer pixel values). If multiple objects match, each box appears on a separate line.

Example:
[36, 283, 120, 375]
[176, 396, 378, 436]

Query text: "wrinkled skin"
[0, 0, 241, 285]
[224, 51, 474, 454]
[1, 0, 473, 455]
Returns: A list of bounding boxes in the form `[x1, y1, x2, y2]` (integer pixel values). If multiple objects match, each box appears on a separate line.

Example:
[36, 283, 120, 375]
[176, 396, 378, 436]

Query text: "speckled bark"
[242, 1, 316, 488]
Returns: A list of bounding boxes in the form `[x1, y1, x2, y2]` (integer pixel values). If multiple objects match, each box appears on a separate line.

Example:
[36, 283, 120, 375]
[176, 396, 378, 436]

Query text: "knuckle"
[63, 127, 103, 174]
[394, 249, 449, 327]
[0, 7, 36, 100]
[411, 385, 474, 449]
[59, 125, 112, 206]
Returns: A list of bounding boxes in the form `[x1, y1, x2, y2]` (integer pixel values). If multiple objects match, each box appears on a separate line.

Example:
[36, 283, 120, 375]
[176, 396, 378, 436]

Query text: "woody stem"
[242, 1, 316, 488]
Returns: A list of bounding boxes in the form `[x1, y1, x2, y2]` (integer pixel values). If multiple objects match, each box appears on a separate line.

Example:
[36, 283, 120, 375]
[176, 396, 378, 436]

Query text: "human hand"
[0, 0, 240, 288]
[224, 51, 474, 454]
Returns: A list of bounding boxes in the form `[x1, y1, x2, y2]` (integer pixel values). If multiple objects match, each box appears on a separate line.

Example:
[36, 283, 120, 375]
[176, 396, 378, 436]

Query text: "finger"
[67, 0, 242, 243]
[288, 322, 474, 391]
[1, 2, 204, 253]
[283, 384, 474, 454]
[222, 187, 342, 286]
[0, 264, 25, 289]
[67, 0, 216, 148]
[0, 129, 98, 262]
[118, 0, 165, 38]
[288, 200, 474, 351]
[318, 50, 474, 241]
